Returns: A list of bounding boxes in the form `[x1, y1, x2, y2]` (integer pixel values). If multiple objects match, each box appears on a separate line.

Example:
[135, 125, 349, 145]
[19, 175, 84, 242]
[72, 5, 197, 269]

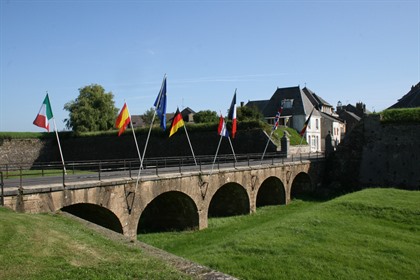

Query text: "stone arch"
[256, 176, 286, 207]
[137, 191, 199, 234]
[61, 203, 123, 234]
[291, 172, 313, 199]
[208, 182, 250, 217]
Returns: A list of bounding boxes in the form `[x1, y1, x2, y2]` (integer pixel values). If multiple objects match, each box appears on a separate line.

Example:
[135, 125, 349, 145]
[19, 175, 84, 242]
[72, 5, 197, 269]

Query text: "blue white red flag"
[218, 115, 229, 137]
[227, 90, 237, 138]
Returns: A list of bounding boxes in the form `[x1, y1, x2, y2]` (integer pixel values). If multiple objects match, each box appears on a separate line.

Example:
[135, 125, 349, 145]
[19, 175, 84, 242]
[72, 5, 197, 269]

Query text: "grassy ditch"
[0, 208, 192, 280]
[139, 188, 420, 280]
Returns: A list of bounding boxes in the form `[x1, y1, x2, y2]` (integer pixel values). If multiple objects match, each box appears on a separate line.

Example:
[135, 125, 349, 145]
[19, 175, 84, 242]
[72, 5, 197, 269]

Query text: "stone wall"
[0, 129, 277, 165]
[0, 138, 54, 165]
[324, 115, 420, 192]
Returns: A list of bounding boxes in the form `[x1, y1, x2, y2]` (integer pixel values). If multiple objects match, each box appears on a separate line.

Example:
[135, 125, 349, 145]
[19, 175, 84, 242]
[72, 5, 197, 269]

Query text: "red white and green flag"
[33, 94, 54, 131]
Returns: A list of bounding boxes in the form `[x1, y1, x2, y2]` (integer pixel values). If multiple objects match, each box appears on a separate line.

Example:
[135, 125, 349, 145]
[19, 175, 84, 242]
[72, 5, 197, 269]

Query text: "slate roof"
[302, 87, 333, 109]
[245, 100, 268, 112]
[388, 82, 420, 109]
[338, 110, 361, 122]
[263, 86, 319, 117]
[319, 111, 344, 122]
[181, 107, 196, 115]
[130, 115, 144, 128]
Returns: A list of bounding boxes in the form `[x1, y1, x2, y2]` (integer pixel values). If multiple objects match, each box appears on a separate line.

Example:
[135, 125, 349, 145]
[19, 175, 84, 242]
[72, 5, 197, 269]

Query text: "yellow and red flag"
[115, 102, 131, 136]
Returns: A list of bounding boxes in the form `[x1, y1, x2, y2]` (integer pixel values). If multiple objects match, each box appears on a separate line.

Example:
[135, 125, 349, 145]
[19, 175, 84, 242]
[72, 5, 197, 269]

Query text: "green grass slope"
[0, 208, 192, 280]
[139, 188, 420, 280]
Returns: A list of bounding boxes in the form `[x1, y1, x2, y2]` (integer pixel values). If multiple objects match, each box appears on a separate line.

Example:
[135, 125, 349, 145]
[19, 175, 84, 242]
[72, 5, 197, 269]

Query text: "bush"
[380, 108, 420, 123]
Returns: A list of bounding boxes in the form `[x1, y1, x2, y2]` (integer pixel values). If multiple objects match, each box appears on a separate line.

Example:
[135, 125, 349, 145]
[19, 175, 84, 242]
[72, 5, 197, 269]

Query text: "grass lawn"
[138, 188, 420, 280]
[0, 208, 192, 280]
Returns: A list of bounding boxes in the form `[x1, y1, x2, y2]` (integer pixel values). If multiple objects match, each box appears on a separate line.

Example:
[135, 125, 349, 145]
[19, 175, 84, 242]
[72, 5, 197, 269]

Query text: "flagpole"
[52, 117, 66, 174]
[297, 107, 314, 154]
[260, 129, 275, 165]
[125, 104, 142, 182]
[211, 135, 223, 174]
[182, 125, 197, 166]
[297, 133, 305, 154]
[227, 136, 237, 162]
[139, 74, 167, 180]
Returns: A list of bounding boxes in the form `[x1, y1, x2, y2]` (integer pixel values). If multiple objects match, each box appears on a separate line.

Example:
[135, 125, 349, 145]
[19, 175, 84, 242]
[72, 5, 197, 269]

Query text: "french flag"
[218, 115, 229, 137]
[228, 90, 237, 138]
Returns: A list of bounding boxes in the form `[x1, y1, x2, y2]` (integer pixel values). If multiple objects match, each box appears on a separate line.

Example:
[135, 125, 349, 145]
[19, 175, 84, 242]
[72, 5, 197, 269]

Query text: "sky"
[1, 0, 419, 132]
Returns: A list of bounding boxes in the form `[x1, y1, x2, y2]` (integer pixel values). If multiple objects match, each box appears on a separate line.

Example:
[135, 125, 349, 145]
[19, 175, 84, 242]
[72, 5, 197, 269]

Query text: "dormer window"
[282, 99, 294, 109]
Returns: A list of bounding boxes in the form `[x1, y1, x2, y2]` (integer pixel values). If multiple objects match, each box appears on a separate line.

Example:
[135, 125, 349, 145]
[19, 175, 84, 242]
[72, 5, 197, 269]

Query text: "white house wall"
[305, 116, 322, 152]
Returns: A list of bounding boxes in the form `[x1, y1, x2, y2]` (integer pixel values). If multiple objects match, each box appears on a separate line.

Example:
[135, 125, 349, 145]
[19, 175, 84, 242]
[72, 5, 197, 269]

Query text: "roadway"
[1, 152, 324, 197]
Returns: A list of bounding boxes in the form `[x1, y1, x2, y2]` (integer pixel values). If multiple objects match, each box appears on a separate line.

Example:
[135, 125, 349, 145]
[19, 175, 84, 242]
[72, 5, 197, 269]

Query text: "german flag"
[169, 108, 185, 137]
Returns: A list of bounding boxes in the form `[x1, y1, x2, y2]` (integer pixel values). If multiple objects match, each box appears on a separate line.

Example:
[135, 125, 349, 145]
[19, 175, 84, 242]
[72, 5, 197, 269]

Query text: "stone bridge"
[3, 159, 324, 238]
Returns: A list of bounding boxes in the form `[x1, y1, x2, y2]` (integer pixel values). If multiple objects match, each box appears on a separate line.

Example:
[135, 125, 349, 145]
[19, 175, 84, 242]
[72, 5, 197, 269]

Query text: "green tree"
[193, 110, 218, 123]
[237, 105, 263, 121]
[141, 107, 155, 125]
[64, 84, 118, 133]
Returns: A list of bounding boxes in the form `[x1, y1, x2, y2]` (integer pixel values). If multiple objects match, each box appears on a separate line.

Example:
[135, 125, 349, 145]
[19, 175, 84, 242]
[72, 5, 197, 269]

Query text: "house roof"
[319, 111, 344, 123]
[130, 115, 145, 127]
[263, 86, 320, 118]
[302, 87, 333, 108]
[245, 100, 269, 112]
[181, 107, 196, 115]
[388, 82, 420, 109]
[338, 110, 361, 122]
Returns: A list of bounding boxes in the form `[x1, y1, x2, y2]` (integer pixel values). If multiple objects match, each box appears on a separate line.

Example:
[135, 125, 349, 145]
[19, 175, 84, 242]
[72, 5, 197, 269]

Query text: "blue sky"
[1, 0, 419, 132]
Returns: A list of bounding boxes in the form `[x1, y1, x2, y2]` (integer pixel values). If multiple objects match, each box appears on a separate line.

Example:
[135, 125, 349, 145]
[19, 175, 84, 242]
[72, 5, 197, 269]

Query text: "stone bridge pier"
[4, 160, 324, 238]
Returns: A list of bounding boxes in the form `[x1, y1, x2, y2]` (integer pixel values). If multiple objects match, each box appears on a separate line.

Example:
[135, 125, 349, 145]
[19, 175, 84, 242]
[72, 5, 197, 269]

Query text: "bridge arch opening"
[256, 176, 286, 207]
[291, 172, 313, 199]
[61, 203, 123, 234]
[137, 191, 198, 234]
[208, 182, 250, 218]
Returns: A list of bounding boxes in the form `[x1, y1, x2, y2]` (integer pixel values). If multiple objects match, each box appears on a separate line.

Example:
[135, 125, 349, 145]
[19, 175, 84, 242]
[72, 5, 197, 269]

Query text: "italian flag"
[33, 94, 53, 131]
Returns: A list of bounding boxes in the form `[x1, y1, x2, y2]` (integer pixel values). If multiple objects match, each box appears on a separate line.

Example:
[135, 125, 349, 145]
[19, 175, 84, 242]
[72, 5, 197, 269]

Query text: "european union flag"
[154, 76, 167, 130]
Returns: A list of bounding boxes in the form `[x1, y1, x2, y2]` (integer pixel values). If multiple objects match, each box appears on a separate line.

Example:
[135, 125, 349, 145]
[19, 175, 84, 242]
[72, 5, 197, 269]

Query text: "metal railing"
[0, 151, 324, 190]
[1, 171, 4, 206]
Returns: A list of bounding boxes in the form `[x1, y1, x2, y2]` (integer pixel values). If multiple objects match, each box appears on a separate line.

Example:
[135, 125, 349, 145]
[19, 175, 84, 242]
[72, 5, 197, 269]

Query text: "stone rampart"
[0, 129, 277, 165]
[325, 115, 420, 191]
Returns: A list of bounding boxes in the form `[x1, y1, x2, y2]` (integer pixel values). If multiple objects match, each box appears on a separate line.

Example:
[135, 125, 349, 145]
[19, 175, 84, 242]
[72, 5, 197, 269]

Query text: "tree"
[193, 110, 218, 123]
[64, 84, 118, 133]
[141, 107, 155, 125]
[237, 105, 263, 121]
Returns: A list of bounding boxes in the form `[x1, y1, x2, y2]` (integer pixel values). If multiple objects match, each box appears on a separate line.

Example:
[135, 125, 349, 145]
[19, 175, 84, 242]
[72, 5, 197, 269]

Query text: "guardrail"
[0, 151, 324, 189]
[1, 171, 4, 206]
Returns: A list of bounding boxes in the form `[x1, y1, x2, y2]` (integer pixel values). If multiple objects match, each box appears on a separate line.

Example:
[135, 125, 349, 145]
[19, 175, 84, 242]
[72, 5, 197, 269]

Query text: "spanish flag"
[115, 102, 131, 136]
[169, 108, 185, 137]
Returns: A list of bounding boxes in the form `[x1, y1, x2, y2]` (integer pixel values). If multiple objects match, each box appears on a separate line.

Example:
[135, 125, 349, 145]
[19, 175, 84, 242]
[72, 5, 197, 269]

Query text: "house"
[302, 87, 345, 150]
[180, 107, 196, 122]
[388, 82, 420, 109]
[130, 115, 145, 128]
[246, 86, 322, 152]
[336, 101, 367, 134]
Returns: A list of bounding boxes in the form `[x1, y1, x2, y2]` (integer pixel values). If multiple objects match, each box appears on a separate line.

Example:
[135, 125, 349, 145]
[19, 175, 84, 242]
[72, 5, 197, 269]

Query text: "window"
[315, 119, 319, 129]
[282, 99, 294, 109]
